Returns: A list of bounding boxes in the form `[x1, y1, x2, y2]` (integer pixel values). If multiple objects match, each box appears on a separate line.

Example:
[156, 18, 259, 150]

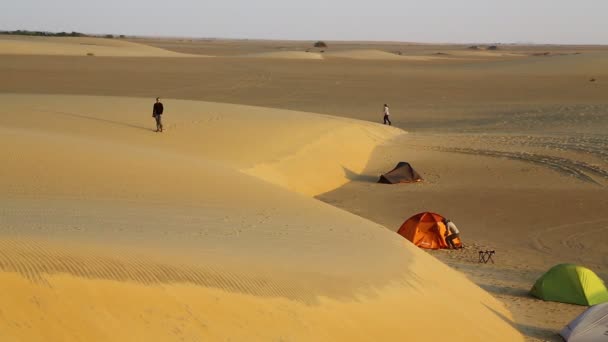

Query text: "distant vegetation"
[0, 30, 127, 39]
[314, 41, 328, 48]
[467, 45, 499, 51]
[0, 30, 88, 37]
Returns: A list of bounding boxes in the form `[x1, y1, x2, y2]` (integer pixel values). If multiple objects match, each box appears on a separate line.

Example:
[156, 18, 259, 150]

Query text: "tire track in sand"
[433, 147, 608, 185]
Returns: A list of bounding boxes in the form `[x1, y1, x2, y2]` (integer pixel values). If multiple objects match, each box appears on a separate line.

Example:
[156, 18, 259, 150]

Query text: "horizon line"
[2, 27, 607, 47]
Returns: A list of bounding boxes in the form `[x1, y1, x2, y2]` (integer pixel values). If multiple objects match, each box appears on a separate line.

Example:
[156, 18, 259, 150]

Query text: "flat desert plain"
[1, 35, 607, 341]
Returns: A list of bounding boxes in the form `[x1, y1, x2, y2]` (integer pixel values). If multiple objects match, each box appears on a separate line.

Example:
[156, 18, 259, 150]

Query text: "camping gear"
[530, 264, 608, 306]
[398, 212, 462, 249]
[478, 250, 495, 264]
[560, 302, 608, 341]
[378, 162, 422, 184]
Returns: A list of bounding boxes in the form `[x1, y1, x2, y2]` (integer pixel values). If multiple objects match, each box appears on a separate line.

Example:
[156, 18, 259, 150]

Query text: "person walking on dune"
[152, 97, 164, 132]
[383, 104, 392, 125]
[443, 218, 461, 249]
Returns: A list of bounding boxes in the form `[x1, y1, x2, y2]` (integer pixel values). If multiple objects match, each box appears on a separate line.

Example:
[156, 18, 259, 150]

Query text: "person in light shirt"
[382, 104, 392, 125]
[443, 218, 461, 249]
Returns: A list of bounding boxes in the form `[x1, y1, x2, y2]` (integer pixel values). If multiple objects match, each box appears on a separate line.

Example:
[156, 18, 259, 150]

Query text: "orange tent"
[397, 212, 462, 249]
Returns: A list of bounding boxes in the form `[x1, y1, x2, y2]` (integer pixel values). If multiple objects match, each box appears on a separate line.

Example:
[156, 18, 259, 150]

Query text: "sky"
[2, 0, 607, 44]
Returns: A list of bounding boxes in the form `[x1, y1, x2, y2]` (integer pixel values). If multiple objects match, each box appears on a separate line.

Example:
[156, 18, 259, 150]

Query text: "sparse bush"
[467, 45, 479, 50]
[0, 30, 87, 37]
[314, 41, 327, 48]
[487, 45, 498, 50]
[119, 35, 126, 39]
[86, 52, 95, 56]
[104, 34, 114, 39]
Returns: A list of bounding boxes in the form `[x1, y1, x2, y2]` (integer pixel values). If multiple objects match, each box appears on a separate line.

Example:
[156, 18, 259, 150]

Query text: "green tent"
[530, 264, 608, 306]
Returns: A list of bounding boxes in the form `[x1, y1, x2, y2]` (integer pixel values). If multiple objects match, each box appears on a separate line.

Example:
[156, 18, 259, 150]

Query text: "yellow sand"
[0, 36, 203, 57]
[0, 93, 522, 341]
[243, 51, 325, 60]
[324, 49, 437, 60]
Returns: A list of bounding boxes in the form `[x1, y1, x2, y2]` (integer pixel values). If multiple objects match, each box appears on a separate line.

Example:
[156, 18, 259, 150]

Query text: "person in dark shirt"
[152, 97, 164, 132]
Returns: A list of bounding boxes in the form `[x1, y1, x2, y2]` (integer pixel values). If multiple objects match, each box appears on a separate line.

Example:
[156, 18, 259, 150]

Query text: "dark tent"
[378, 162, 422, 184]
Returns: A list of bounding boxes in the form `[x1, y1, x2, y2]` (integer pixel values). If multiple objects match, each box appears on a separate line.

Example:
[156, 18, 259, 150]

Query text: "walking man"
[383, 104, 392, 125]
[152, 97, 164, 132]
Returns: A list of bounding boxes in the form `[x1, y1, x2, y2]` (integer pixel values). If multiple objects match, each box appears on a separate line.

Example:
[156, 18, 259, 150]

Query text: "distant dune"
[0, 36, 204, 57]
[0, 94, 523, 341]
[242, 51, 324, 60]
[445, 50, 526, 57]
[324, 49, 437, 60]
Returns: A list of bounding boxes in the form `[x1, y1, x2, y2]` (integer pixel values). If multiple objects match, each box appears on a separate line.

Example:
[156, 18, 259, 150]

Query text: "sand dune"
[242, 51, 324, 59]
[0, 93, 522, 341]
[444, 50, 526, 57]
[324, 49, 437, 60]
[2, 38, 607, 341]
[0, 36, 203, 57]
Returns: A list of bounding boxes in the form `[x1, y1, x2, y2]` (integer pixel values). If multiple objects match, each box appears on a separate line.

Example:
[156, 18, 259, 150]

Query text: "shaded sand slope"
[0, 36, 202, 57]
[0, 94, 522, 341]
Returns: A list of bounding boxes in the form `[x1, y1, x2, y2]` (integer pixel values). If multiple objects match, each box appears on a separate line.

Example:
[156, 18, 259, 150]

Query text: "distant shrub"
[467, 45, 479, 50]
[0, 30, 86, 37]
[86, 52, 95, 56]
[104, 34, 114, 39]
[487, 45, 498, 50]
[119, 35, 126, 39]
[314, 41, 327, 48]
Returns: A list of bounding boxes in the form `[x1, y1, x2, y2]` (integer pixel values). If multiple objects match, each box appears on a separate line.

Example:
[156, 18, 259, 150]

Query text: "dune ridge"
[242, 51, 324, 59]
[324, 49, 435, 60]
[0, 93, 522, 341]
[0, 36, 204, 57]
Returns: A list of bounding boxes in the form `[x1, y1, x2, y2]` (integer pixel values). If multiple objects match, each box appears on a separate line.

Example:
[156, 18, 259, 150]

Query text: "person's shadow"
[38, 109, 154, 132]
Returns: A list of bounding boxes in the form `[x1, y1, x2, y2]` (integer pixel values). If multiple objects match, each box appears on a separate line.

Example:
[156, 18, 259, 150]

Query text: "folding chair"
[478, 250, 495, 264]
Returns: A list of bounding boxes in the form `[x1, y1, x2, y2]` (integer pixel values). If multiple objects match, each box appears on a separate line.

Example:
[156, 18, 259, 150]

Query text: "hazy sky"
[3, 0, 607, 44]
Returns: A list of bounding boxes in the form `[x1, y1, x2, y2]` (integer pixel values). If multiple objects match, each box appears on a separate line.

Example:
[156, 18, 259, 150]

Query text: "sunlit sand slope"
[242, 51, 324, 59]
[324, 49, 437, 60]
[0, 94, 522, 341]
[0, 36, 203, 57]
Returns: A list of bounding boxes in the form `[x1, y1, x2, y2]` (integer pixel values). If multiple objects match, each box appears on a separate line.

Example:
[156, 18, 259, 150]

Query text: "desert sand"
[0, 93, 521, 341]
[1, 35, 607, 341]
[0, 35, 203, 57]
[243, 51, 324, 60]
